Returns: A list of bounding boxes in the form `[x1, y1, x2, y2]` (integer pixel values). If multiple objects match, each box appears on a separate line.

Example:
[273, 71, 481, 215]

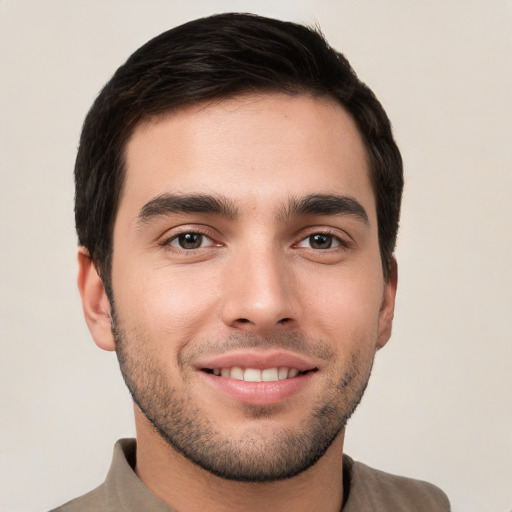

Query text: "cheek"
[113, 263, 220, 349]
[304, 269, 383, 348]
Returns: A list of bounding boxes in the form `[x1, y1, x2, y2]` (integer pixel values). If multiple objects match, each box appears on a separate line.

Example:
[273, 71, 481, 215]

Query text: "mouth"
[196, 350, 319, 405]
[202, 366, 316, 382]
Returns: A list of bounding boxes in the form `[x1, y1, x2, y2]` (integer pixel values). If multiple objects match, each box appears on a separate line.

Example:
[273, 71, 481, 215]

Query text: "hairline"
[97, 88, 387, 293]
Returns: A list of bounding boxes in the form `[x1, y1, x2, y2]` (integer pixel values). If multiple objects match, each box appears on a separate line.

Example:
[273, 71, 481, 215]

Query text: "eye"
[168, 232, 212, 250]
[296, 233, 341, 250]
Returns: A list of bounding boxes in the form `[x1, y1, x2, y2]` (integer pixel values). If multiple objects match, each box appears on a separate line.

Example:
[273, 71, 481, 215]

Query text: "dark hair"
[75, 12, 403, 294]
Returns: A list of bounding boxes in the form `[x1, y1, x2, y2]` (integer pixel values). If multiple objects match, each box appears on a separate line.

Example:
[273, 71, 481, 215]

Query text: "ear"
[77, 247, 116, 351]
[376, 257, 398, 350]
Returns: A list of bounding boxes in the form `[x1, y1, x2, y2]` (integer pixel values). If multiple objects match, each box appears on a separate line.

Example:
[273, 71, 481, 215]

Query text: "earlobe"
[77, 247, 116, 352]
[377, 257, 398, 350]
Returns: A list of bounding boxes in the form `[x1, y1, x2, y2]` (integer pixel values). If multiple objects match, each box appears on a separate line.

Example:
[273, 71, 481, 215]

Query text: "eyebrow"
[137, 192, 369, 227]
[280, 194, 369, 226]
[137, 193, 238, 225]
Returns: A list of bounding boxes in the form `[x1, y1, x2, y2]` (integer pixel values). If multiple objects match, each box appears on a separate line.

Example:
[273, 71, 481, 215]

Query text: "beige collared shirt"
[50, 439, 450, 511]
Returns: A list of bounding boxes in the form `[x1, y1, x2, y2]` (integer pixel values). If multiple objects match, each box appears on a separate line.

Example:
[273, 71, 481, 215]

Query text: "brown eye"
[309, 234, 333, 249]
[170, 233, 207, 249]
[296, 233, 342, 250]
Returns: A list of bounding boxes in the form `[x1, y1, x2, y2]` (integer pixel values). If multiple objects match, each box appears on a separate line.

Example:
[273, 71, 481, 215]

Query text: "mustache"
[179, 331, 335, 366]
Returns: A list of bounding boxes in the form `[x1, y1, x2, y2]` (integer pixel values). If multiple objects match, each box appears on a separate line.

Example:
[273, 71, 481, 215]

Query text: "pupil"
[311, 234, 332, 249]
[179, 233, 202, 249]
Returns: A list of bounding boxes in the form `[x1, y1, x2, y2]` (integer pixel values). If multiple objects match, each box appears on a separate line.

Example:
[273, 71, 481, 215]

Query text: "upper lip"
[196, 350, 318, 371]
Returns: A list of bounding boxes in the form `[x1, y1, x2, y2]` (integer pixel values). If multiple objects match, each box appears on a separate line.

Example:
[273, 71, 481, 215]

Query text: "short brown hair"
[75, 12, 403, 295]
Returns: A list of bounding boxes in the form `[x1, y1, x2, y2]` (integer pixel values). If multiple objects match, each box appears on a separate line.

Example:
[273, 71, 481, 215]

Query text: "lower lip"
[200, 371, 314, 405]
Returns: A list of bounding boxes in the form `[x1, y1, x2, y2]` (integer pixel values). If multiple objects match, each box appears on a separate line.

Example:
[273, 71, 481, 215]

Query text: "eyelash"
[161, 227, 351, 254]
[161, 228, 218, 252]
[294, 229, 351, 251]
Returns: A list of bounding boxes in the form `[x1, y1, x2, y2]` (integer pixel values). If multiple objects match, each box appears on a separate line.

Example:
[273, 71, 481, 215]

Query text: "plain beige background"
[1, 1, 511, 511]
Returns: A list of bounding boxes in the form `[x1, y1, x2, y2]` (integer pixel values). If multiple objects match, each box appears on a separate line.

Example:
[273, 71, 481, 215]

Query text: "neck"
[134, 408, 345, 512]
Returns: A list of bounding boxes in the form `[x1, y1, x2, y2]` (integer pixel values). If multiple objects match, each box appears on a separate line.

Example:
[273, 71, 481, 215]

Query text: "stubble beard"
[112, 312, 374, 482]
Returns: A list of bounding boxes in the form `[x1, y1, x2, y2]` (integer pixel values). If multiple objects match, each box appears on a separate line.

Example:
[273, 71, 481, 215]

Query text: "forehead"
[120, 92, 374, 221]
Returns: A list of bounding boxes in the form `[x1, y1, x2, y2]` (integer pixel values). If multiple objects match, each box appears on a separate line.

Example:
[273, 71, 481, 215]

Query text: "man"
[53, 12, 450, 512]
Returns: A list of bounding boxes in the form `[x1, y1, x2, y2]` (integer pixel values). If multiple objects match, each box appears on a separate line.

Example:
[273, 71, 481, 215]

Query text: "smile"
[205, 367, 310, 381]
[197, 351, 319, 404]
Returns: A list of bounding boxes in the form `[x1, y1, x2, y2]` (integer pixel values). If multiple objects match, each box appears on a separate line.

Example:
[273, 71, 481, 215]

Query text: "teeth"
[261, 368, 278, 381]
[244, 368, 261, 382]
[278, 367, 288, 380]
[212, 367, 303, 381]
[230, 367, 244, 380]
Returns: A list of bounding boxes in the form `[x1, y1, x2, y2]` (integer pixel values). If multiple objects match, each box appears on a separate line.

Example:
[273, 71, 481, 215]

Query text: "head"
[76, 13, 403, 482]
[75, 12, 402, 296]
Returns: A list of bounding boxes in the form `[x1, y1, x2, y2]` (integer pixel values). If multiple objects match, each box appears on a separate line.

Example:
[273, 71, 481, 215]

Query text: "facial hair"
[112, 311, 374, 482]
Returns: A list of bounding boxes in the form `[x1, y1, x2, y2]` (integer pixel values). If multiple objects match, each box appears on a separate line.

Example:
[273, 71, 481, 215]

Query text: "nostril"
[231, 317, 293, 328]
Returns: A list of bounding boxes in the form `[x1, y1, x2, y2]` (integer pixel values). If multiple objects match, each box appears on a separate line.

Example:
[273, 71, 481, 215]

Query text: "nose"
[220, 244, 299, 333]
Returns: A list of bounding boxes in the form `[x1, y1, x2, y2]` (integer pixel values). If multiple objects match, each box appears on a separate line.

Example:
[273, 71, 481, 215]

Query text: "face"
[83, 93, 396, 481]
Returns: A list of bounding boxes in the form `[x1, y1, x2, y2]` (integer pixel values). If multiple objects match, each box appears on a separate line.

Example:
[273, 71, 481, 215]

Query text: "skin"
[78, 92, 397, 512]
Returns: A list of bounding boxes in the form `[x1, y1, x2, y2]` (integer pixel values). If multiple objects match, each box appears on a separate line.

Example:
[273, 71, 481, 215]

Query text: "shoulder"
[343, 455, 451, 512]
[47, 439, 174, 512]
[47, 483, 108, 512]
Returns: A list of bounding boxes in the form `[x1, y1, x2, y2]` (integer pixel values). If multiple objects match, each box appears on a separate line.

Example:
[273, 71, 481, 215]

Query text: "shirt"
[50, 439, 450, 511]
